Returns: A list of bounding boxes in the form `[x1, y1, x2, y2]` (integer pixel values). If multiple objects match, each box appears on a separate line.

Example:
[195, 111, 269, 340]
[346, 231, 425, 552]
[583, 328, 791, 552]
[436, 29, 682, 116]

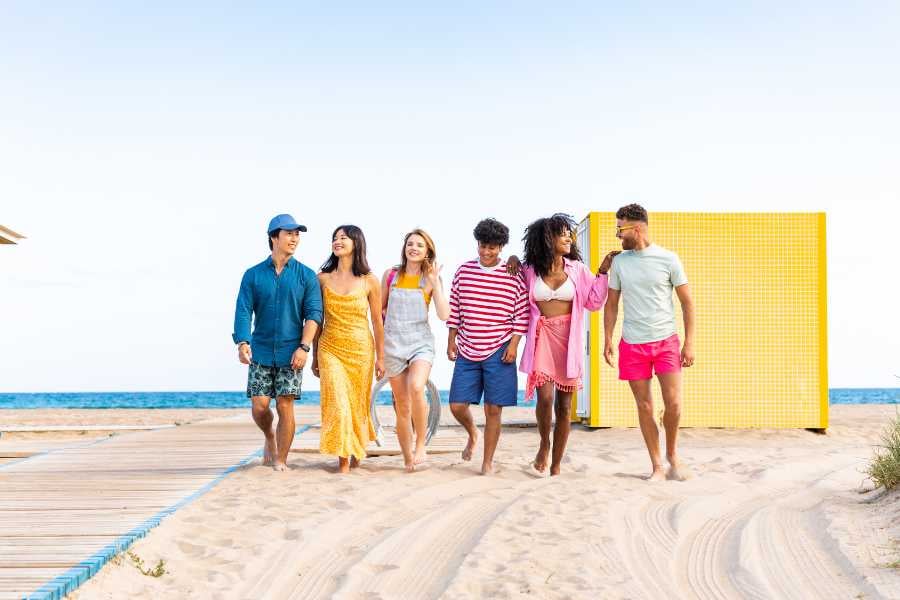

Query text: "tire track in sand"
[330, 478, 550, 600]
[608, 497, 681, 597]
[240, 473, 548, 600]
[676, 493, 772, 599]
[236, 473, 478, 599]
[738, 503, 883, 599]
[675, 477, 880, 600]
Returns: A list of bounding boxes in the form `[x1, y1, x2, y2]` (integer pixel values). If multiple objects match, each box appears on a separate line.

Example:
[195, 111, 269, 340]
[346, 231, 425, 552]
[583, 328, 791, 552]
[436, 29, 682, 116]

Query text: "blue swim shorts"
[448, 341, 518, 407]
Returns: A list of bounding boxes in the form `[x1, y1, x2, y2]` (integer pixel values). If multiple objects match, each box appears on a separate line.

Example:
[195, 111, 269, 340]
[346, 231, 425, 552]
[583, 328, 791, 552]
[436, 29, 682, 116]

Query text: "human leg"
[629, 379, 665, 481]
[480, 341, 518, 474]
[274, 395, 296, 471]
[550, 390, 573, 476]
[406, 359, 432, 464]
[533, 382, 554, 472]
[448, 355, 483, 461]
[250, 395, 276, 465]
[247, 362, 277, 465]
[657, 370, 689, 480]
[389, 371, 415, 470]
[481, 403, 503, 475]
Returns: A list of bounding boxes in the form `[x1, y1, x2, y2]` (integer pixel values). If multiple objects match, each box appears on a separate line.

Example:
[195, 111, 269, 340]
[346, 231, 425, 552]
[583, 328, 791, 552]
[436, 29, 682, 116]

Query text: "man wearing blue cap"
[233, 214, 323, 471]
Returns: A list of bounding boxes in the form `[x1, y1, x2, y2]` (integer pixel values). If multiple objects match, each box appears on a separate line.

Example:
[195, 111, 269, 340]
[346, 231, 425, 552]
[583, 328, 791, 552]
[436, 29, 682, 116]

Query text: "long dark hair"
[320, 225, 371, 277]
[522, 213, 582, 277]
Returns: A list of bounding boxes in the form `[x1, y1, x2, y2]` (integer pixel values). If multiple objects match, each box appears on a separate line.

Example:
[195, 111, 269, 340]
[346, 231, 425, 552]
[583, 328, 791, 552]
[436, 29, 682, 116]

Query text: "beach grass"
[109, 549, 167, 577]
[127, 551, 167, 577]
[867, 412, 900, 490]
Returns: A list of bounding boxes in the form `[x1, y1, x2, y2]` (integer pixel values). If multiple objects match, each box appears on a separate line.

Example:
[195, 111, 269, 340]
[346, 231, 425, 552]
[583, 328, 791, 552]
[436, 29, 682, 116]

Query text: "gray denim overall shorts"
[383, 273, 436, 378]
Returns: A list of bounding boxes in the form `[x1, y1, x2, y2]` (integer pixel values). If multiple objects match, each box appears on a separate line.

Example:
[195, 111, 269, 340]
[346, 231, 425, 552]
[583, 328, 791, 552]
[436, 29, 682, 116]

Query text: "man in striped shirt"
[447, 218, 529, 475]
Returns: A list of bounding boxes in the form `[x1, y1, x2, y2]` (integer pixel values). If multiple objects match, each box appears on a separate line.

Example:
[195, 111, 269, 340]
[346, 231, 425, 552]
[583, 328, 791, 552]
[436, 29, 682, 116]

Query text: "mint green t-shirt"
[608, 244, 688, 344]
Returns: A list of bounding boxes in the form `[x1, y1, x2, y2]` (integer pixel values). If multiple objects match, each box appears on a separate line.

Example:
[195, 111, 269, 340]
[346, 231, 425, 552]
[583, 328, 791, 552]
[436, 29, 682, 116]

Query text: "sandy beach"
[3, 405, 899, 599]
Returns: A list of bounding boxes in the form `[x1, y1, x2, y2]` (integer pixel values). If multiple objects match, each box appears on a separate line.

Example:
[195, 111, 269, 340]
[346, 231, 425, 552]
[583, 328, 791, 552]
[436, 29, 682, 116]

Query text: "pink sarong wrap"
[525, 314, 582, 400]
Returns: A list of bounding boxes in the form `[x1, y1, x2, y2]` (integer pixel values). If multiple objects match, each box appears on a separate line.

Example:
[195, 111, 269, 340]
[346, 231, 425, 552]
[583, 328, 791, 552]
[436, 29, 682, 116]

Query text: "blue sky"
[1, 2, 898, 391]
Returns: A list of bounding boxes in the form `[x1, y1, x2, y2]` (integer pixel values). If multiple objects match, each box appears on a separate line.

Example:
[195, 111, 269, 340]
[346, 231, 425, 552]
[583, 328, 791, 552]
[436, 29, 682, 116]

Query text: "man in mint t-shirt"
[603, 204, 695, 482]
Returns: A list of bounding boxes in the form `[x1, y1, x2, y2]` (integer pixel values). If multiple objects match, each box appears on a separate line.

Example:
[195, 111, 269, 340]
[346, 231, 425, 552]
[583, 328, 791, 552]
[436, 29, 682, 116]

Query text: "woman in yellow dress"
[312, 225, 385, 474]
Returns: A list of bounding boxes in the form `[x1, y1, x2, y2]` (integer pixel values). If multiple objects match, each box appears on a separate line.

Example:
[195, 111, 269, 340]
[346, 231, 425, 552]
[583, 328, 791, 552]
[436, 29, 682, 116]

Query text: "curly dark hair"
[473, 218, 509, 246]
[320, 225, 372, 277]
[615, 203, 648, 223]
[522, 213, 582, 277]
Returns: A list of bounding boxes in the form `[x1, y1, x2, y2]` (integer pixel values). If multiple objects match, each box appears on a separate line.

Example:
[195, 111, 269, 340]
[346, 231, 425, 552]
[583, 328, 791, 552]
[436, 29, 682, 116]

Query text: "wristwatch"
[298, 343, 311, 353]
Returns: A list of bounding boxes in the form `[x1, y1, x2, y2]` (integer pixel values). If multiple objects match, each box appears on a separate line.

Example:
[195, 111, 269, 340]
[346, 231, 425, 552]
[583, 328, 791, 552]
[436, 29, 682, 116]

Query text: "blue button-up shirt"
[232, 256, 323, 367]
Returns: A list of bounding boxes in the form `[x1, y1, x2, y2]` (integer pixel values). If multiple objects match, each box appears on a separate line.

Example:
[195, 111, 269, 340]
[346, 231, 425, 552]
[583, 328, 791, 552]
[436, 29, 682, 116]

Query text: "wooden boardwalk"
[0, 416, 269, 600]
[0, 409, 490, 600]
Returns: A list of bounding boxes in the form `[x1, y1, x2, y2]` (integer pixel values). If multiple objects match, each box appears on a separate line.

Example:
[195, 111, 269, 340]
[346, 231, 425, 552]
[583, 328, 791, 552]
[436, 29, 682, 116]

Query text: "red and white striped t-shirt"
[447, 259, 529, 361]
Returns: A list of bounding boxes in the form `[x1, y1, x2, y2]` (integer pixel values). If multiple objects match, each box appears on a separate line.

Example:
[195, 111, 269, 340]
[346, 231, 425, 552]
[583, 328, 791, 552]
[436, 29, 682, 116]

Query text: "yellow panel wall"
[582, 212, 828, 429]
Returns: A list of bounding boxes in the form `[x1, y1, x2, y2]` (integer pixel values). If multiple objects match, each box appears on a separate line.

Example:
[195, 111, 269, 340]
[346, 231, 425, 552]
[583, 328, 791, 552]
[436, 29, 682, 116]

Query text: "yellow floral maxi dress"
[318, 285, 376, 459]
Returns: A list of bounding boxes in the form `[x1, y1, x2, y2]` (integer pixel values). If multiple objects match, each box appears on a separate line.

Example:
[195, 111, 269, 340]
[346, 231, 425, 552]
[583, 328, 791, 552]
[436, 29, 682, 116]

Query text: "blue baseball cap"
[267, 214, 307, 234]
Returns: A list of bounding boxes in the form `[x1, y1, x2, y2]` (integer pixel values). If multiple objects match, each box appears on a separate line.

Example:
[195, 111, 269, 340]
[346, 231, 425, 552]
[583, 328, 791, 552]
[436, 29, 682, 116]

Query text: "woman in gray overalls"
[381, 229, 450, 471]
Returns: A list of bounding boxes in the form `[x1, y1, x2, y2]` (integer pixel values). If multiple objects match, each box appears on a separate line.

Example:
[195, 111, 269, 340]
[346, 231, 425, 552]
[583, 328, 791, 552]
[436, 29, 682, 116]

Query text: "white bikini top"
[533, 276, 575, 302]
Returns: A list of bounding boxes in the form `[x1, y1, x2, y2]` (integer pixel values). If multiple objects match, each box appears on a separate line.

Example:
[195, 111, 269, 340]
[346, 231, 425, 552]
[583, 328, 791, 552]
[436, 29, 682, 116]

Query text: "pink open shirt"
[519, 258, 609, 380]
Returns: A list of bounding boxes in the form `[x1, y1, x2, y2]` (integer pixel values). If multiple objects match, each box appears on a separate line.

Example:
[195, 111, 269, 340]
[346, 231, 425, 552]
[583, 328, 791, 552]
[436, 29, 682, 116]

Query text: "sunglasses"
[615, 225, 637, 234]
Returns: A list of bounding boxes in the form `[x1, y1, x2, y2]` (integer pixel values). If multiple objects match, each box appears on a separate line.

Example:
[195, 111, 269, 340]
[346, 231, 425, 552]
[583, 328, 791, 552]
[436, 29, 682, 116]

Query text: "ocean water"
[0, 389, 897, 409]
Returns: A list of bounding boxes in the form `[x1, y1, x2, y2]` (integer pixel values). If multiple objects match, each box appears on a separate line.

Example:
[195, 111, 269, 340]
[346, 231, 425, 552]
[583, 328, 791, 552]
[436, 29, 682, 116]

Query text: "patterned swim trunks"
[246, 361, 303, 398]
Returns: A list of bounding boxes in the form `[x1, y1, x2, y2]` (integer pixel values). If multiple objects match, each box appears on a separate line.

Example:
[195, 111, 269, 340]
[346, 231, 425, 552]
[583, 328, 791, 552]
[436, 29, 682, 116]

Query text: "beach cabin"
[574, 212, 828, 429]
[0, 225, 25, 244]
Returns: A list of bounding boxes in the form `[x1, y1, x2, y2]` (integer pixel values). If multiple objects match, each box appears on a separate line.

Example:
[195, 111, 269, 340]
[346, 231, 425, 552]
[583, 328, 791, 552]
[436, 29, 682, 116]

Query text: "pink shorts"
[618, 334, 681, 380]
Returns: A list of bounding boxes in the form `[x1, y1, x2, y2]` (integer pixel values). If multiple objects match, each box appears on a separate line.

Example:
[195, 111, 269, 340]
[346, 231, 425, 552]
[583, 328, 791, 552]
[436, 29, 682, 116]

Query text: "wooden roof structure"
[0, 225, 25, 245]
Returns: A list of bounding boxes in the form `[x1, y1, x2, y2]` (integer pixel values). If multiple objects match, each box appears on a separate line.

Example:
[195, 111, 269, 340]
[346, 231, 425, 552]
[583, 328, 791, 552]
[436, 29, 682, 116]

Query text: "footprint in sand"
[596, 452, 621, 463]
[247, 513, 270, 524]
[283, 529, 303, 541]
[177, 541, 206, 557]
[370, 563, 400, 574]
[182, 515, 205, 524]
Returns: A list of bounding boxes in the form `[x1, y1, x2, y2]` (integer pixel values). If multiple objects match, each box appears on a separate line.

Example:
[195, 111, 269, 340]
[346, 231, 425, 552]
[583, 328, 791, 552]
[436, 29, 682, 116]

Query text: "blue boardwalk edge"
[24, 424, 311, 600]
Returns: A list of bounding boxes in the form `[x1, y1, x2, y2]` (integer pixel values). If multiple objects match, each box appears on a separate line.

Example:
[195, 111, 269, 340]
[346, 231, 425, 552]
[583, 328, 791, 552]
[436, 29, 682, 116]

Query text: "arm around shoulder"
[582, 262, 609, 311]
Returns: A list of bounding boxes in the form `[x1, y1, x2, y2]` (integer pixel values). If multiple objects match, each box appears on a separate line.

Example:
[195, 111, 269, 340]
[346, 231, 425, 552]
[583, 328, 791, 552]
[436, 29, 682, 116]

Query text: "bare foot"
[549, 463, 561, 477]
[350, 456, 361, 469]
[533, 443, 550, 473]
[481, 461, 494, 475]
[414, 446, 427, 465]
[647, 466, 666, 482]
[401, 447, 415, 472]
[666, 458, 693, 481]
[272, 462, 287, 472]
[461, 432, 478, 461]
[338, 457, 350, 474]
[262, 436, 277, 466]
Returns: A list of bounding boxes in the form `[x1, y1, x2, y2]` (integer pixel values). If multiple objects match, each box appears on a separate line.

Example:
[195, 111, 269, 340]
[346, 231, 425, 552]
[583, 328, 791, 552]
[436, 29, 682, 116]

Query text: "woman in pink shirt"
[517, 214, 618, 475]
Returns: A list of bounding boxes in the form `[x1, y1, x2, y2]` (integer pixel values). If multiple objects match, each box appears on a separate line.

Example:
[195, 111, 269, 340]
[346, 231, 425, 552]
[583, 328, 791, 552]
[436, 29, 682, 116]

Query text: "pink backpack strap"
[382, 268, 399, 322]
